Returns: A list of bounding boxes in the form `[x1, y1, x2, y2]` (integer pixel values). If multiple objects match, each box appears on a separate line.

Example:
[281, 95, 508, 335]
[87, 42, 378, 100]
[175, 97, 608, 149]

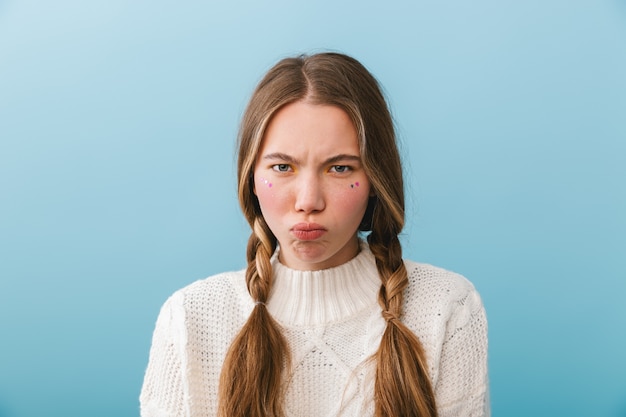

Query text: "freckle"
[350, 184, 354, 188]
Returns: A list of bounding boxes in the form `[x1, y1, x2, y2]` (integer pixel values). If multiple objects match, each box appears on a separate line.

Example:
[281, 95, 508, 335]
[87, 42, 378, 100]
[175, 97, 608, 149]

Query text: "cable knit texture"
[140, 244, 489, 417]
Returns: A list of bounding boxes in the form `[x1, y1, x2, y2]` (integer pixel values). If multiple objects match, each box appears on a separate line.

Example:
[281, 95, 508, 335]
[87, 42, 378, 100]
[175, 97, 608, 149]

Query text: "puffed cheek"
[254, 178, 281, 209]
[335, 185, 370, 211]
[255, 176, 274, 190]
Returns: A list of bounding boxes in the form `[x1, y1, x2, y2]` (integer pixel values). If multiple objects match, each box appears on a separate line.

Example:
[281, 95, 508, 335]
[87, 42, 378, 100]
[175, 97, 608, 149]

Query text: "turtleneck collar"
[266, 242, 381, 326]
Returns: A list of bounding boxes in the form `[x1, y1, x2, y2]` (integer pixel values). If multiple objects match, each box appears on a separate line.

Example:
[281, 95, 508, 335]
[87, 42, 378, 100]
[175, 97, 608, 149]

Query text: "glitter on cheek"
[350, 182, 360, 189]
[260, 178, 273, 188]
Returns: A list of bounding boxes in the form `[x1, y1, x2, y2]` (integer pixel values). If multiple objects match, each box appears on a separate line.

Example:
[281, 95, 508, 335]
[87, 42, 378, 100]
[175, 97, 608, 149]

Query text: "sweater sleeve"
[140, 292, 188, 417]
[436, 288, 490, 417]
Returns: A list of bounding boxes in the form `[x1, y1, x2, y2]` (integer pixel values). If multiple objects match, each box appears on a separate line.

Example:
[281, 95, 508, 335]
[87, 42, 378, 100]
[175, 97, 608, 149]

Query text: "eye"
[330, 165, 351, 173]
[272, 164, 292, 172]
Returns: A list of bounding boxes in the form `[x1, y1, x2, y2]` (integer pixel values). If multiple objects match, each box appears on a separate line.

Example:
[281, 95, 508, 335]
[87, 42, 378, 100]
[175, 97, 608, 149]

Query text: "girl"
[140, 52, 489, 417]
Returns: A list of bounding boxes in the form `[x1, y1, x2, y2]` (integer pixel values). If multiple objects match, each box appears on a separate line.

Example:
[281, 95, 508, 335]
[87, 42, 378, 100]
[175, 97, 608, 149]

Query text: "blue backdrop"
[1, 1, 625, 416]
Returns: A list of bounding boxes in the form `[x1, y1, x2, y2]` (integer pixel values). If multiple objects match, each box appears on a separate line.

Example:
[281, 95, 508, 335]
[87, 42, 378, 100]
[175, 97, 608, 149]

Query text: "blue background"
[1, 1, 625, 416]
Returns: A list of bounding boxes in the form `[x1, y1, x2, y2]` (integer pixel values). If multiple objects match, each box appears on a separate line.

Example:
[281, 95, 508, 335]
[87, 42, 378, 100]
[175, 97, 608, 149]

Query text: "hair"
[218, 52, 437, 417]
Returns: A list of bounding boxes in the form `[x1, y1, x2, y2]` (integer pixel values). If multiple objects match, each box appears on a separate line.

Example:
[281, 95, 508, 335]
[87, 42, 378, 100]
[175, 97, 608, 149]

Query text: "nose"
[294, 173, 325, 213]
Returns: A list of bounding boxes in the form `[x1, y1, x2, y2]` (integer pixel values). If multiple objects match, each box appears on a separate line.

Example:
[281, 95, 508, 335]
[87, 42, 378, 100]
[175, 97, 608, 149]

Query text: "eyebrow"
[262, 152, 362, 165]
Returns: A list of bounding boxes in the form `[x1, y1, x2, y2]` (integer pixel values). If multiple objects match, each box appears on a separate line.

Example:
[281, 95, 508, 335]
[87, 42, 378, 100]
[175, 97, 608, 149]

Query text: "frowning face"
[253, 101, 371, 271]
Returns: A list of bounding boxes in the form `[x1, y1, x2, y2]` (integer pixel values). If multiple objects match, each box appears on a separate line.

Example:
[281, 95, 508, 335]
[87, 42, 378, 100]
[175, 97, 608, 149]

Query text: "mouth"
[291, 223, 327, 241]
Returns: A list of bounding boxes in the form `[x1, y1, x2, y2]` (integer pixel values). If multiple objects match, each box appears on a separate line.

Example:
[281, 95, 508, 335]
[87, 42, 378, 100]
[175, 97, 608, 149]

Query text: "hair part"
[220, 52, 437, 417]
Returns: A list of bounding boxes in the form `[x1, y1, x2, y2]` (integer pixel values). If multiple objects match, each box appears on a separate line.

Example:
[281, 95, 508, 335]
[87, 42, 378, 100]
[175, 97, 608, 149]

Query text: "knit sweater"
[140, 244, 489, 417]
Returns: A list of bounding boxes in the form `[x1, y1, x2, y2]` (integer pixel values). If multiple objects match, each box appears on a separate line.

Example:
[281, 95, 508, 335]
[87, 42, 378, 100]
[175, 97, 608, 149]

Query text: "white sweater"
[140, 244, 489, 417]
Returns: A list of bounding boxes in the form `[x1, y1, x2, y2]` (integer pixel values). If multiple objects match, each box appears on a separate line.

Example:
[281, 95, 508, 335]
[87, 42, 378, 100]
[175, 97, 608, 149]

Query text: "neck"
[266, 243, 381, 326]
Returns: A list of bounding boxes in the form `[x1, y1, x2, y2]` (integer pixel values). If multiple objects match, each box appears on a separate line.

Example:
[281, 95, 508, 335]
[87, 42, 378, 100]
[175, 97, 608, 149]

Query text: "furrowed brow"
[324, 154, 362, 165]
[262, 153, 300, 164]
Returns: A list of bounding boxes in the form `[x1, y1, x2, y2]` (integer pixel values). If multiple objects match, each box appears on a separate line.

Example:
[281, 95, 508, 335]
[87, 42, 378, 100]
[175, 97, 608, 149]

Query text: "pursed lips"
[290, 223, 327, 240]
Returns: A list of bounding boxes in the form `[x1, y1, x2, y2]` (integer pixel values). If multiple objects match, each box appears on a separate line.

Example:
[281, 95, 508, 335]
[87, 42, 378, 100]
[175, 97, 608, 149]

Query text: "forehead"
[258, 101, 360, 158]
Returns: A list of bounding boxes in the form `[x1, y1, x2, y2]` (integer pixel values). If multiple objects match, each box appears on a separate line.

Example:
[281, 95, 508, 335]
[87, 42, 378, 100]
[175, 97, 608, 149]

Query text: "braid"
[218, 217, 290, 417]
[369, 225, 438, 417]
[246, 217, 275, 302]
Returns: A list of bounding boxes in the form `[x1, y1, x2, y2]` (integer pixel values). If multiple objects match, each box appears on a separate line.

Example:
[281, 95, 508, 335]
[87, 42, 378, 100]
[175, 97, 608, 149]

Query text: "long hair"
[219, 52, 437, 417]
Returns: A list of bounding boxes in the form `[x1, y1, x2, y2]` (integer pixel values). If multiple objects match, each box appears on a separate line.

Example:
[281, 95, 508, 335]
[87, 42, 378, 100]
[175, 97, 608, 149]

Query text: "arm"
[140, 292, 188, 417]
[436, 289, 490, 417]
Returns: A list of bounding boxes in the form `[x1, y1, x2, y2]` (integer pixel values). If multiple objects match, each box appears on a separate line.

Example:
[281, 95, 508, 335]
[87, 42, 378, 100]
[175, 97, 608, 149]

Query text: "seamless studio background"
[1, 1, 625, 416]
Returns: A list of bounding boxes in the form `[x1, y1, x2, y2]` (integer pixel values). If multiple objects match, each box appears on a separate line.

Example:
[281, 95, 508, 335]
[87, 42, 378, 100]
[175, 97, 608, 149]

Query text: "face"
[253, 101, 371, 271]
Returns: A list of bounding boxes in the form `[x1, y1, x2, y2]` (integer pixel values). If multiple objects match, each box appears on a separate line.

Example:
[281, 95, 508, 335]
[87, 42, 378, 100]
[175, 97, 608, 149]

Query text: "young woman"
[140, 52, 489, 417]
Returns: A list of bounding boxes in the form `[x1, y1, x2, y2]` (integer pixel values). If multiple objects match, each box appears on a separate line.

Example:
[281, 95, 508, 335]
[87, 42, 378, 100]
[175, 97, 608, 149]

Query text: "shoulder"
[158, 268, 252, 325]
[401, 260, 486, 338]
[178, 269, 247, 301]
[403, 260, 478, 304]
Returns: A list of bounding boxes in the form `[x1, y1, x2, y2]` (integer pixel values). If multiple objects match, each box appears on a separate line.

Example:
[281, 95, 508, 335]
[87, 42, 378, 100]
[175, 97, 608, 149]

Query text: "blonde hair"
[219, 52, 437, 417]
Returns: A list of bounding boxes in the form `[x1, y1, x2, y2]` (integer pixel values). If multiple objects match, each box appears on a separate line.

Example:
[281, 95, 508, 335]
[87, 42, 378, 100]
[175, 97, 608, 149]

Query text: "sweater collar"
[267, 242, 381, 326]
